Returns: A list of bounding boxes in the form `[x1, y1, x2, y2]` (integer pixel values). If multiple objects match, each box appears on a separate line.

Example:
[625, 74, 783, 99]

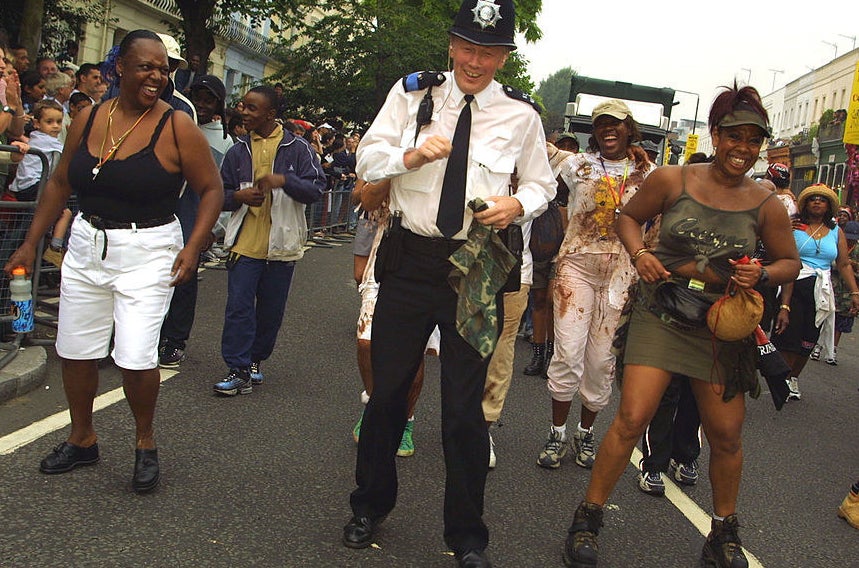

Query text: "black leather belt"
[669, 276, 727, 295]
[82, 212, 175, 230]
[402, 228, 464, 256]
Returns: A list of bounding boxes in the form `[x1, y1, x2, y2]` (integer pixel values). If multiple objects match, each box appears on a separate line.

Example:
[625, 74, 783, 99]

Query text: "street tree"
[535, 66, 576, 133]
[272, 0, 544, 126]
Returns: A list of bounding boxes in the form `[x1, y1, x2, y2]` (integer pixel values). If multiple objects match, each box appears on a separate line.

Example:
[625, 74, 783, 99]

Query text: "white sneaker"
[810, 345, 822, 360]
[787, 377, 801, 401]
[488, 433, 496, 469]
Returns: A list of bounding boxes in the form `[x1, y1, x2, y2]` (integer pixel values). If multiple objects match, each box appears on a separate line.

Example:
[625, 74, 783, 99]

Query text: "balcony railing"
[138, 0, 272, 56]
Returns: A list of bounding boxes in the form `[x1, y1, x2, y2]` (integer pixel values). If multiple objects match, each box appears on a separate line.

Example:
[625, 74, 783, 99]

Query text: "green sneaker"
[397, 420, 415, 457]
[352, 413, 363, 444]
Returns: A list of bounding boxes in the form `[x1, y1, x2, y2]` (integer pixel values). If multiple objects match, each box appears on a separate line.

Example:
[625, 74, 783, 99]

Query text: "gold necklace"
[92, 99, 153, 180]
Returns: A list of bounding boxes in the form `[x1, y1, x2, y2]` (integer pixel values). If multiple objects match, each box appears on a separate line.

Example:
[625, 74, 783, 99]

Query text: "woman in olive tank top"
[562, 84, 801, 568]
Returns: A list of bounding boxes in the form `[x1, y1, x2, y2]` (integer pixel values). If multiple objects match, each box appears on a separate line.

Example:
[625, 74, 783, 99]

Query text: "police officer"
[341, 1, 555, 566]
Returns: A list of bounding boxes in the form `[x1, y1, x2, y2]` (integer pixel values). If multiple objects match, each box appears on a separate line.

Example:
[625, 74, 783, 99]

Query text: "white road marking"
[630, 447, 764, 567]
[0, 369, 178, 455]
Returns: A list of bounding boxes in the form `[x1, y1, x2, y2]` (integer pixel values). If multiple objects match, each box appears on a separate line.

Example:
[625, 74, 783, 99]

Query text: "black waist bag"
[649, 281, 714, 330]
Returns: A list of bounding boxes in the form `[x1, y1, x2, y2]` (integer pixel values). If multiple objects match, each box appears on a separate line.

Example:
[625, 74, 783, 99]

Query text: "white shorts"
[56, 213, 182, 370]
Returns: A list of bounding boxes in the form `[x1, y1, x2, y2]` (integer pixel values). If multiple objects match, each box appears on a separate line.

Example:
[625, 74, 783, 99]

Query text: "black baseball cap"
[190, 75, 226, 102]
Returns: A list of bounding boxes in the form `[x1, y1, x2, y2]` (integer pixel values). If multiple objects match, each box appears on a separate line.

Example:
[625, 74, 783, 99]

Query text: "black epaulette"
[502, 85, 542, 113]
[402, 71, 446, 93]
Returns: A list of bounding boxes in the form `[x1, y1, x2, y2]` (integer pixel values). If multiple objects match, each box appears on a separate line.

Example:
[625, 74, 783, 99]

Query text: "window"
[818, 164, 830, 185]
[834, 164, 845, 189]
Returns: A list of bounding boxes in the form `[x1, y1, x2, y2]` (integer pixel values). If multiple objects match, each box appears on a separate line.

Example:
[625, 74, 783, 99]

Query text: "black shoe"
[342, 515, 384, 549]
[132, 449, 160, 494]
[524, 343, 546, 376]
[563, 501, 603, 567]
[700, 514, 748, 568]
[39, 442, 100, 474]
[456, 549, 492, 568]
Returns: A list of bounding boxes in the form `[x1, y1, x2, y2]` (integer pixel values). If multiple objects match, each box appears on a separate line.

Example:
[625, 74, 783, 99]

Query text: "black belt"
[669, 276, 727, 295]
[402, 228, 464, 256]
[82, 213, 175, 230]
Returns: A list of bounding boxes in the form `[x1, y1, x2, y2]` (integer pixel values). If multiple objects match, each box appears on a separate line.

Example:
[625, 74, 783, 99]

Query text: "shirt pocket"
[396, 128, 444, 194]
[469, 145, 516, 197]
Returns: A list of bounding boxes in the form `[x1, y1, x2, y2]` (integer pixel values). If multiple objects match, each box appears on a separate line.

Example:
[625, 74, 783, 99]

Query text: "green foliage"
[270, 0, 543, 126]
[0, 0, 109, 58]
[535, 66, 575, 133]
[819, 108, 835, 126]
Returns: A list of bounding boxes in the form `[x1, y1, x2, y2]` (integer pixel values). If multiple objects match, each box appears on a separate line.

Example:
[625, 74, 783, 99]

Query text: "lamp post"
[673, 89, 700, 135]
[838, 34, 856, 50]
[768, 69, 784, 93]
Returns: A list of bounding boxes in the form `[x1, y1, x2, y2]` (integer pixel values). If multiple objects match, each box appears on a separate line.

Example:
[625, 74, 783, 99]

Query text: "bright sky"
[516, 0, 858, 128]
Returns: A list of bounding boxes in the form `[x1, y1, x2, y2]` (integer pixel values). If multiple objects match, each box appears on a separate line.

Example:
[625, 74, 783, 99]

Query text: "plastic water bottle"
[9, 266, 34, 333]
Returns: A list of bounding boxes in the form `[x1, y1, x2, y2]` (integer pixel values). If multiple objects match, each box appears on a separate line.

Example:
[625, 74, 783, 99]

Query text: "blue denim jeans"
[221, 255, 295, 369]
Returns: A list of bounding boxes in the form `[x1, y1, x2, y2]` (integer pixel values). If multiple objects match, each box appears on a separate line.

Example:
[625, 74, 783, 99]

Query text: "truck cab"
[563, 75, 676, 164]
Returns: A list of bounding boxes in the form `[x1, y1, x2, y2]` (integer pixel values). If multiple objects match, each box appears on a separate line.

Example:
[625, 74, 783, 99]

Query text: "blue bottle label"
[12, 299, 34, 333]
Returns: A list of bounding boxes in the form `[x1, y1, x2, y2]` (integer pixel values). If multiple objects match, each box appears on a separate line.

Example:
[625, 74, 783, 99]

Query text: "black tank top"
[68, 104, 184, 222]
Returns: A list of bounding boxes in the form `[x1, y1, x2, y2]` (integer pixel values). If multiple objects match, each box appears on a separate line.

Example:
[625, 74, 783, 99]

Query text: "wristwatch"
[2, 105, 15, 115]
[758, 267, 770, 286]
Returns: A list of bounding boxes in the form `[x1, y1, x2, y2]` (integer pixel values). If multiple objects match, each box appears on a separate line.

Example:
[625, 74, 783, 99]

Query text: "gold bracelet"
[850, 291, 859, 296]
[630, 247, 652, 263]
[779, 304, 791, 312]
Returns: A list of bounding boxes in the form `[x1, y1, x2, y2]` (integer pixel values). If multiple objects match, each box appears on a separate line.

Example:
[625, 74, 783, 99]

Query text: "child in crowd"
[8, 99, 72, 267]
[9, 99, 64, 201]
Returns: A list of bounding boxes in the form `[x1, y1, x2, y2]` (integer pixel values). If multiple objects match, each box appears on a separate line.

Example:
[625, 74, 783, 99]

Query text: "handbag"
[706, 281, 764, 341]
[529, 199, 564, 263]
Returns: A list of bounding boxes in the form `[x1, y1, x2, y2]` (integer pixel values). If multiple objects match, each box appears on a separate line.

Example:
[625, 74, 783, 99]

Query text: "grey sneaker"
[638, 470, 665, 496]
[810, 344, 822, 360]
[669, 458, 699, 486]
[787, 377, 801, 401]
[537, 428, 568, 469]
[573, 427, 596, 469]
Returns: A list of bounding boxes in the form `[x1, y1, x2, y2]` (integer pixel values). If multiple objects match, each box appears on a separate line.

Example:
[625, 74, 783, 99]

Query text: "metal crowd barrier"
[305, 177, 357, 248]
[0, 145, 61, 369]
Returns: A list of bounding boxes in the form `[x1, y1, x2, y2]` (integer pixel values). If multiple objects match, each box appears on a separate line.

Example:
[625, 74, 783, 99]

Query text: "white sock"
[577, 422, 592, 434]
[713, 514, 725, 522]
[551, 424, 567, 440]
[360, 390, 370, 405]
[407, 416, 414, 422]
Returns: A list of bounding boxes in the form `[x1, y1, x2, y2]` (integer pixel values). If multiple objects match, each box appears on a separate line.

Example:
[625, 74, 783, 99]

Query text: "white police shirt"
[357, 71, 556, 240]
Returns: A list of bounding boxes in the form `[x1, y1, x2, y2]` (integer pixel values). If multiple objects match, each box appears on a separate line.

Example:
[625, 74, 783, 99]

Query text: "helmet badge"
[471, 0, 502, 30]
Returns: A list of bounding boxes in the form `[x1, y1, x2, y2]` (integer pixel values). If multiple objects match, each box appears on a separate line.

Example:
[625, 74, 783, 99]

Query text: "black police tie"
[437, 94, 474, 238]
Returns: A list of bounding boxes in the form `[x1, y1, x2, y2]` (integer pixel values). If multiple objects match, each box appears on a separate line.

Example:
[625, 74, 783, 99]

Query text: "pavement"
[3, 241, 859, 566]
[0, 343, 47, 403]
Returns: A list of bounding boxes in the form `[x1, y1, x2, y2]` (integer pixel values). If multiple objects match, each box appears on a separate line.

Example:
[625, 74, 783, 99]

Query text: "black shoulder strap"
[80, 103, 101, 144]
[147, 109, 174, 151]
[502, 85, 542, 114]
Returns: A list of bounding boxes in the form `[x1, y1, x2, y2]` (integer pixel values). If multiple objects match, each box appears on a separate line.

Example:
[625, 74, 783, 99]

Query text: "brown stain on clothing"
[556, 279, 576, 318]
